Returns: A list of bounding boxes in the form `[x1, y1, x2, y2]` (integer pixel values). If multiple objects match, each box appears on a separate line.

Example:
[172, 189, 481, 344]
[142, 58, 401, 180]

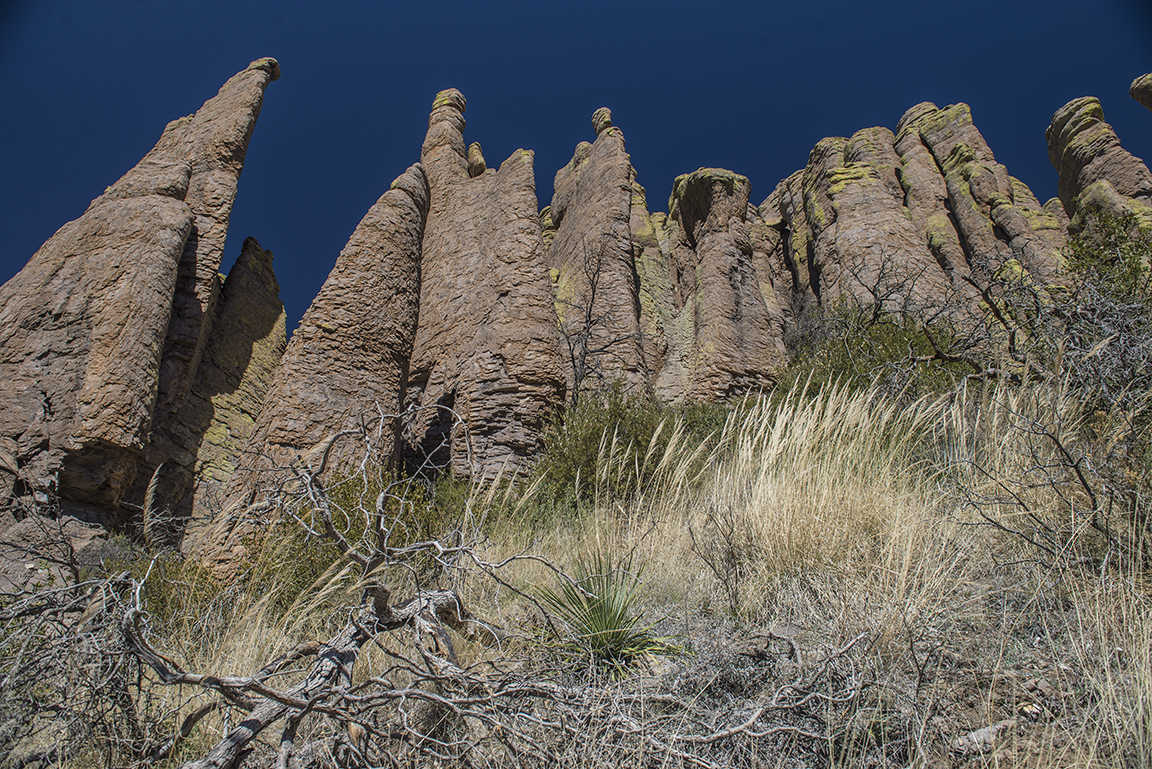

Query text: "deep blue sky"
[2, 0, 1150, 332]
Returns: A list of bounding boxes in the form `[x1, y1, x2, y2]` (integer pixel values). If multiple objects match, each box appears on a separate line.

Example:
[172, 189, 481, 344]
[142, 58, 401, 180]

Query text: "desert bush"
[534, 381, 730, 511]
[536, 549, 678, 676]
[244, 466, 443, 612]
[779, 301, 971, 398]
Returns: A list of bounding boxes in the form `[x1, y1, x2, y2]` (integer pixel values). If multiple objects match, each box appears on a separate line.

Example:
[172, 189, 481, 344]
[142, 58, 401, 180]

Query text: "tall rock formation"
[544, 111, 785, 404]
[195, 165, 428, 569]
[0, 141, 194, 515]
[125, 237, 286, 546]
[19, 67, 1141, 568]
[153, 59, 281, 417]
[1131, 74, 1152, 114]
[127, 59, 282, 530]
[762, 100, 1065, 329]
[406, 90, 566, 479]
[1047, 83, 1152, 231]
[0, 59, 281, 526]
[643, 169, 783, 401]
[544, 108, 648, 399]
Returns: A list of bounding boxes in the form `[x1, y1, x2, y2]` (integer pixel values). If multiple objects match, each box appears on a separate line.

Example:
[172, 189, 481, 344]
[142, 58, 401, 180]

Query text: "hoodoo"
[5, 62, 1152, 569]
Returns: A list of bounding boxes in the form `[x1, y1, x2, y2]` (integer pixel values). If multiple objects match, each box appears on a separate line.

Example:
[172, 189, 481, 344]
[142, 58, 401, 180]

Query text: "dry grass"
[24, 377, 1147, 767]
[473, 378, 1151, 767]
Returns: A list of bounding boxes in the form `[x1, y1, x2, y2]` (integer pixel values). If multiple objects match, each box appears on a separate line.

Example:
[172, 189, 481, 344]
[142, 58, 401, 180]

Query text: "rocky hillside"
[2, 58, 1150, 564]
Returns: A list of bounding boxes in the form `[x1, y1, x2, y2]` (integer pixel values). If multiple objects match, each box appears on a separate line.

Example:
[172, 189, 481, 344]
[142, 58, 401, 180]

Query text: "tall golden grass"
[134, 376, 1149, 767]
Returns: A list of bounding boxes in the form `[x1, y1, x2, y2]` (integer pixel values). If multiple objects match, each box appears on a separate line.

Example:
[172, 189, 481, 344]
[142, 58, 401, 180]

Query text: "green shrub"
[777, 302, 969, 399]
[537, 550, 678, 676]
[1067, 210, 1152, 297]
[533, 382, 729, 510]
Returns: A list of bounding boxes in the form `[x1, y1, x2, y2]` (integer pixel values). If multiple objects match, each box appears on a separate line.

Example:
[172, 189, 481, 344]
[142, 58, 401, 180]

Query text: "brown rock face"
[546, 107, 648, 399]
[798, 129, 949, 308]
[914, 103, 1061, 282]
[154, 58, 280, 418]
[0, 59, 279, 524]
[1047, 94, 1152, 229]
[196, 165, 428, 568]
[406, 90, 565, 480]
[650, 169, 782, 401]
[759, 100, 1064, 334]
[121, 237, 286, 545]
[758, 171, 813, 314]
[0, 175, 192, 514]
[1132, 74, 1152, 113]
[541, 112, 784, 405]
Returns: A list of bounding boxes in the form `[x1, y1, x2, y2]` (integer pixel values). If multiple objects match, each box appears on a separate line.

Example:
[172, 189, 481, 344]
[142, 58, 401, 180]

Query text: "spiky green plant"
[537, 551, 678, 675]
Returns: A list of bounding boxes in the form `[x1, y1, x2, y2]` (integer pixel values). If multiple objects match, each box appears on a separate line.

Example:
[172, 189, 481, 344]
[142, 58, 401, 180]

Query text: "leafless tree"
[556, 239, 644, 407]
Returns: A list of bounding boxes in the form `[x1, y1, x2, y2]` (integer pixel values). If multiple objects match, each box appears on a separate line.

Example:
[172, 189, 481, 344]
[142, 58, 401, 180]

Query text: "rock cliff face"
[1047, 81, 1152, 230]
[645, 168, 784, 401]
[405, 90, 565, 480]
[761, 101, 1065, 328]
[544, 108, 649, 399]
[545, 115, 785, 404]
[12, 64, 1152, 562]
[0, 59, 282, 529]
[195, 165, 427, 569]
[128, 237, 286, 547]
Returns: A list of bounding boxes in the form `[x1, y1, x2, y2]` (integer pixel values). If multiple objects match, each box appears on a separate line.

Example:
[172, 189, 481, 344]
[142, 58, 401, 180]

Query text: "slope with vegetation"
[1, 215, 1150, 768]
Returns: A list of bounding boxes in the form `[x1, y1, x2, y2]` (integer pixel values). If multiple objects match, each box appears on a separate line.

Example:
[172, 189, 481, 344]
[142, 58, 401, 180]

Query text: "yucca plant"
[537, 551, 678, 675]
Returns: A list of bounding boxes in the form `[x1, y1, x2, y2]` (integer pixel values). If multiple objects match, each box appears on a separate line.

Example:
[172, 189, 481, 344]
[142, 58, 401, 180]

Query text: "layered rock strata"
[1047, 84, 1152, 230]
[154, 58, 281, 417]
[405, 89, 565, 479]
[0, 59, 280, 525]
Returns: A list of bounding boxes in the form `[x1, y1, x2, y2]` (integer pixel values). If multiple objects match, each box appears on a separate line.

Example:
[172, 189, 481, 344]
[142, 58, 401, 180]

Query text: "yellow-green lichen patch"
[203, 422, 230, 447]
[827, 163, 876, 195]
[804, 192, 828, 229]
[1017, 204, 1062, 232]
[630, 180, 648, 208]
[432, 89, 465, 111]
[1073, 180, 1152, 231]
[668, 168, 749, 215]
[942, 143, 978, 176]
[551, 265, 576, 326]
[632, 217, 654, 244]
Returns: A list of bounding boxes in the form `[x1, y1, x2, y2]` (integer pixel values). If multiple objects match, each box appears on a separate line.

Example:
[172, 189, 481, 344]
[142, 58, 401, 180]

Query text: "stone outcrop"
[1047, 89, 1152, 230]
[122, 237, 286, 546]
[153, 58, 281, 418]
[195, 165, 428, 568]
[545, 107, 648, 398]
[543, 113, 785, 404]
[28, 67, 1152, 569]
[761, 101, 1065, 326]
[1132, 73, 1152, 114]
[0, 59, 280, 527]
[405, 90, 565, 479]
[642, 169, 783, 401]
[0, 154, 192, 517]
